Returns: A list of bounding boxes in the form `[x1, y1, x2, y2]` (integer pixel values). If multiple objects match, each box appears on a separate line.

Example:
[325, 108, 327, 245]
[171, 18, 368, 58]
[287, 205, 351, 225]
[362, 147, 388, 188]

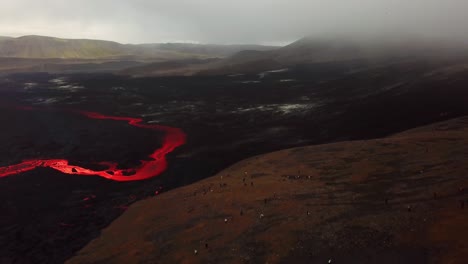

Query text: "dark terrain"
[69, 116, 468, 264]
[1, 57, 468, 263]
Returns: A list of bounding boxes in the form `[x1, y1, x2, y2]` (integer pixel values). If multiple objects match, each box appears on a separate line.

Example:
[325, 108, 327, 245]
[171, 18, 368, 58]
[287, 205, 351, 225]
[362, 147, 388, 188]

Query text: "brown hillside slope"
[68, 117, 468, 264]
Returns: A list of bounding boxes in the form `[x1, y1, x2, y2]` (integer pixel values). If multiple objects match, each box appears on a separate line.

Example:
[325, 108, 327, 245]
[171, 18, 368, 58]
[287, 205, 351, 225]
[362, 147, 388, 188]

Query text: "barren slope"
[68, 117, 468, 264]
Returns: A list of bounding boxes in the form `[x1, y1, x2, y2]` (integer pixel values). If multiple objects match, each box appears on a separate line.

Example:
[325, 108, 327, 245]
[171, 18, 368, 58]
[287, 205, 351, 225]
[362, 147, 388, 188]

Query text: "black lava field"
[2, 58, 468, 263]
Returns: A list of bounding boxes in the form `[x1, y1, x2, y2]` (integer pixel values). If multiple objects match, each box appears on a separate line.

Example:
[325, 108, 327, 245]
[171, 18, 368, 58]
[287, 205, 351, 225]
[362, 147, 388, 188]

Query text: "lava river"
[0, 108, 186, 182]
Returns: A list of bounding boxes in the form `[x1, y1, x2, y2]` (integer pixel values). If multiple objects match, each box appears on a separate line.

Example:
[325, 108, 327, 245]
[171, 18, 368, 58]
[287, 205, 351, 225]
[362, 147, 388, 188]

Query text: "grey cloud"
[0, 0, 467, 44]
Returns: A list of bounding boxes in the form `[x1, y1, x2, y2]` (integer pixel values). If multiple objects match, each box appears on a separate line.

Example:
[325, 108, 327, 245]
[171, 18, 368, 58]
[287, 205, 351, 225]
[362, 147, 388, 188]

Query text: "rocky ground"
[68, 117, 468, 264]
[3, 57, 468, 263]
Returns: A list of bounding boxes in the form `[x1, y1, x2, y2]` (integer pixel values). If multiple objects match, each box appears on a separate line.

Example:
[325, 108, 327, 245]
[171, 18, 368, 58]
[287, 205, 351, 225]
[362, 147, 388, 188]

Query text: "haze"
[0, 0, 467, 45]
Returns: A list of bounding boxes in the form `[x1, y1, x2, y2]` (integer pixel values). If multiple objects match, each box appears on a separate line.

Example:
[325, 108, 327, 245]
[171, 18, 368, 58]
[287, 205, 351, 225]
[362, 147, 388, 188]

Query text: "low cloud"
[0, 0, 467, 44]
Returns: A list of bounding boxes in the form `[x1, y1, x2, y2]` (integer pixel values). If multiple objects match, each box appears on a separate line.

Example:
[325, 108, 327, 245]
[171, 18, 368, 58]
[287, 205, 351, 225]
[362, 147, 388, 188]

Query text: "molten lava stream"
[0, 109, 186, 182]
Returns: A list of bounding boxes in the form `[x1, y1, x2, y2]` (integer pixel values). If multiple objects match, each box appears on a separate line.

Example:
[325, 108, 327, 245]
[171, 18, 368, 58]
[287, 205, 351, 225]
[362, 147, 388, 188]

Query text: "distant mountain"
[5, 35, 465, 77]
[122, 37, 393, 76]
[274, 37, 364, 64]
[0, 35, 133, 59]
[192, 37, 468, 76]
[0, 35, 277, 60]
[273, 37, 468, 64]
[0, 35, 278, 74]
[145, 43, 278, 58]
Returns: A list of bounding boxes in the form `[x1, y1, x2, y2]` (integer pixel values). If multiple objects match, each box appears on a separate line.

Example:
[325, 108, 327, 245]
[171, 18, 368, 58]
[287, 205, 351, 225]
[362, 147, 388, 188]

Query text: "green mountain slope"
[0, 35, 130, 59]
[0, 35, 278, 60]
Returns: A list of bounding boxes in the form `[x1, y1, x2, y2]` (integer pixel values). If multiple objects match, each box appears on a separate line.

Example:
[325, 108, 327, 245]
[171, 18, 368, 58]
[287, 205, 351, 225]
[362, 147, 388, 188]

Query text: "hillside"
[0, 35, 277, 60]
[0, 35, 278, 75]
[141, 43, 278, 58]
[121, 37, 468, 77]
[0, 35, 279, 74]
[193, 37, 468, 76]
[0, 35, 131, 59]
[68, 117, 468, 264]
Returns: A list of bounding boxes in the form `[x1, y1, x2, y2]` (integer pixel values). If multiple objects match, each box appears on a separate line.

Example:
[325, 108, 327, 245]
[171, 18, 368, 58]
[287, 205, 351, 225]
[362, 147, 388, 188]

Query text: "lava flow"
[0, 108, 186, 182]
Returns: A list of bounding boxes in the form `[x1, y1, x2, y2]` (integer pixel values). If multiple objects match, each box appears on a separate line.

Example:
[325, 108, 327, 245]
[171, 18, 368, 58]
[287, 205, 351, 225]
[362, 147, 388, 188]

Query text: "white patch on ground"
[180, 105, 198, 111]
[55, 85, 84, 92]
[232, 103, 316, 115]
[142, 112, 162, 117]
[49, 77, 67, 85]
[48, 77, 84, 92]
[238, 81, 261, 84]
[277, 104, 313, 114]
[233, 105, 268, 113]
[23, 82, 38, 90]
[147, 120, 164, 124]
[259, 68, 290, 78]
[266, 68, 289, 74]
[111, 86, 125, 91]
[228, 74, 245, 77]
[280, 79, 296, 82]
[32, 97, 60, 105]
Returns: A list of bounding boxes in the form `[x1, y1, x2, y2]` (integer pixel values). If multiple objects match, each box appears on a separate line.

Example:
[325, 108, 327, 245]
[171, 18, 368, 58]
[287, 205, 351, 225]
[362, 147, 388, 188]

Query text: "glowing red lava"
[0, 108, 186, 182]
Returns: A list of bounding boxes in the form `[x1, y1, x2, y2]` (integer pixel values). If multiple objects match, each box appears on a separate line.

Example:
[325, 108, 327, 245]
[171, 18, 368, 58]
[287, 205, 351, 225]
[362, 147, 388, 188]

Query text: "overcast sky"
[0, 0, 467, 45]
